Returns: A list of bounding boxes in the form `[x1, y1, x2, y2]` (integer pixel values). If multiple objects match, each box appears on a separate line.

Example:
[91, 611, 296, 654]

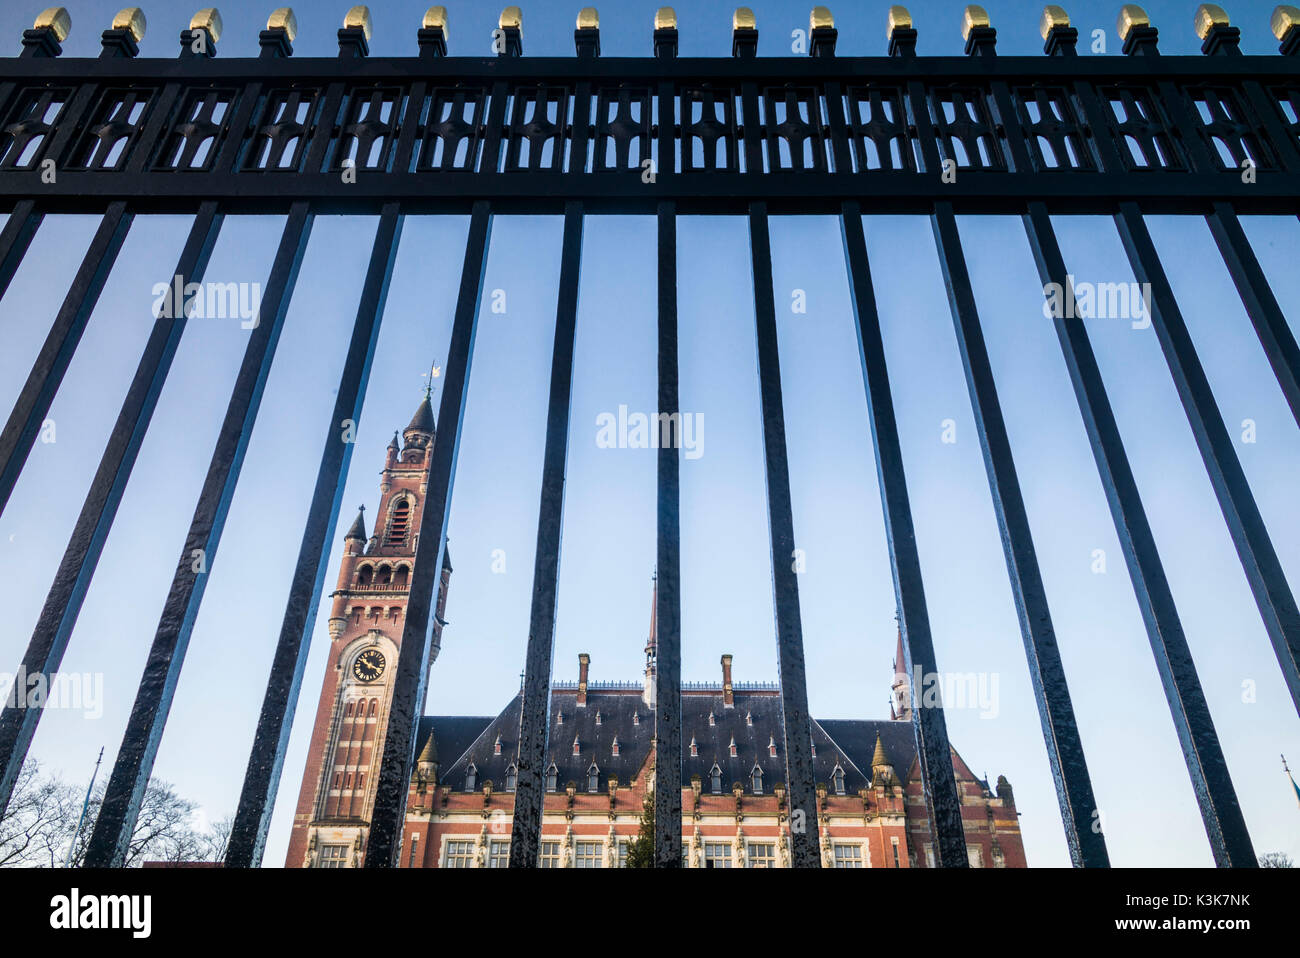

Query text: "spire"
[643, 569, 657, 708]
[345, 504, 367, 541]
[388, 430, 400, 451]
[871, 733, 889, 769]
[891, 624, 912, 721]
[871, 732, 896, 787]
[417, 731, 437, 765]
[405, 394, 435, 438]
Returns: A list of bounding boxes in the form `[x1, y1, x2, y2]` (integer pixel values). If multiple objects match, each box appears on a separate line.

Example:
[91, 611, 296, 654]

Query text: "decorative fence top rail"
[0, 5, 1298, 213]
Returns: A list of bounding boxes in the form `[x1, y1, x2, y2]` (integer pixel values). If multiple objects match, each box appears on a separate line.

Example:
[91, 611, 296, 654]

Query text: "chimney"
[577, 653, 590, 707]
[721, 654, 734, 708]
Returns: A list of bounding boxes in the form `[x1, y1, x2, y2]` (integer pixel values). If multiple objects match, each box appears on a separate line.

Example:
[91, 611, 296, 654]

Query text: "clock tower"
[285, 390, 453, 868]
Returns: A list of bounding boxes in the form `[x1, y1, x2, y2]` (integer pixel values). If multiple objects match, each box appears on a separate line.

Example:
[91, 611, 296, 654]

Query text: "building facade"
[289, 399, 1026, 869]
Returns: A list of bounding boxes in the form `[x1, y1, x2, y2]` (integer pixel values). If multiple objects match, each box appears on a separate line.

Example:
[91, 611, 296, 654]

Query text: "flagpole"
[65, 746, 104, 867]
[1284, 755, 1300, 810]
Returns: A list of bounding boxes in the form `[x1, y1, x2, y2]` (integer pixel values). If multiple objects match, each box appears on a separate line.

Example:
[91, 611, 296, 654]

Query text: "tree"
[1, 759, 230, 867]
[1258, 851, 1294, 868]
[0, 759, 80, 868]
[625, 793, 655, 868]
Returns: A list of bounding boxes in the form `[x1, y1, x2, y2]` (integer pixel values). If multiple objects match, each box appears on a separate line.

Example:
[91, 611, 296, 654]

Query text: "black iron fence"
[0, 2, 1296, 869]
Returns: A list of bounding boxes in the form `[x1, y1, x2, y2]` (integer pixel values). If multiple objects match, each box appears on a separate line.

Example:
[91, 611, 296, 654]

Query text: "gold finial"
[887, 5, 912, 35]
[1271, 4, 1299, 39]
[1116, 4, 1150, 40]
[267, 7, 297, 41]
[961, 4, 990, 39]
[810, 6, 834, 30]
[1194, 3, 1229, 37]
[34, 7, 71, 41]
[111, 7, 146, 42]
[343, 5, 372, 39]
[733, 7, 756, 30]
[189, 7, 222, 42]
[499, 5, 522, 30]
[1039, 4, 1070, 38]
[655, 6, 677, 30]
[422, 5, 447, 34]
[577, 7, 598, 29]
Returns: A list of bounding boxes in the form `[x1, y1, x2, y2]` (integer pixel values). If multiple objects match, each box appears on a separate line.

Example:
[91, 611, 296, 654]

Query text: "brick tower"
[285, 390, 452, 868]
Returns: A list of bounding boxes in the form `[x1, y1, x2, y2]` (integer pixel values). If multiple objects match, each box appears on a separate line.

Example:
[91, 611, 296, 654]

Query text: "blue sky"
[0, 0, 1297, 868]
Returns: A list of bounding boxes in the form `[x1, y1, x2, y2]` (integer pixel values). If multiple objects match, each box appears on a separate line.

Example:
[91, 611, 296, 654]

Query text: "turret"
[871, 732, 897, 787]
[329, 505, 368, 636]
[402, 389, 436, 461]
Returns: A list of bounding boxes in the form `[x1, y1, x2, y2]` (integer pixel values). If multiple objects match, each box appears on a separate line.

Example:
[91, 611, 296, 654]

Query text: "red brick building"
[287, 397, 1026, 869]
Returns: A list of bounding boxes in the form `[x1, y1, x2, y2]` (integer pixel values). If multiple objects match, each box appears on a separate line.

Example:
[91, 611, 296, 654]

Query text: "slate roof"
[426, 686, 947, 796]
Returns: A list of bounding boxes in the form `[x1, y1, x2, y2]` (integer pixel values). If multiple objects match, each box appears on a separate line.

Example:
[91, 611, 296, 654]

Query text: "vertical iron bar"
[930, 202, 1108, 867]
[225, 202, 403, 868]
[509, 201, 584, 868]
[84, 202, 314, 867]
[0, 201, 132, 516]
[1023, 202, 1255, 866]
[365, 201, 492, 867]
[839, 203, 967, 867]
[0, 202, 222, 819]
[1115, 203, 1300, 716]
[747, 201, 821, 868]
[654, 200, 683, 868]
[1205, 202, 1300, 431]
[0, 199, 43, 304]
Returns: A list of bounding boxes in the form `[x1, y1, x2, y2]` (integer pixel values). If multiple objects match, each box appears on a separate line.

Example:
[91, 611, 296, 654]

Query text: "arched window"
[832, 766, 846, 795]
[387, 498, 411, 546]
[587, 764, 599, 792]
[751, 766, 763, 795]
[368, 699, 379, 717]
[545, 764, 558, 792]
[465, 763, 477, 792]
[344, 701, 355, 717]
[375, 564, 392, 585]
[710, 765, 722, 794]
[393, 565, 410, 588]
[356, 565, 373, 586]
[505, 765, 517, 791]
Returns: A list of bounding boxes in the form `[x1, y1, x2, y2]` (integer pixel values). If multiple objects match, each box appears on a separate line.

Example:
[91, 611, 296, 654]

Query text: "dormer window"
[768, 736, 777, 758]
[465, 763, 477, 792]
[689, 736, 698, 758]
[572, 737, 580, 756]
[595, 711, 602, 726]
[505, 765, 517, 791]
[493, 735, 502, 756]
[832, 765, 846, 795]
[557, 711, 563, 725]
[545, 764, 558, 792]
[633, 711, 639, 726]
[751, 766, 763, 795]
[587, 763, 599, 792]
[746, 711, 753, 727]
[611, 737, 620, 757]
[728, 735, 737, 758]
[710, 765, 722, 794]
[708, 712, 715, 726]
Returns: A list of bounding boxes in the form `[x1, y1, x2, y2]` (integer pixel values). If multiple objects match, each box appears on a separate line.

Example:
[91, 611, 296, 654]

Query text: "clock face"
[353, 649, 386, 683]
